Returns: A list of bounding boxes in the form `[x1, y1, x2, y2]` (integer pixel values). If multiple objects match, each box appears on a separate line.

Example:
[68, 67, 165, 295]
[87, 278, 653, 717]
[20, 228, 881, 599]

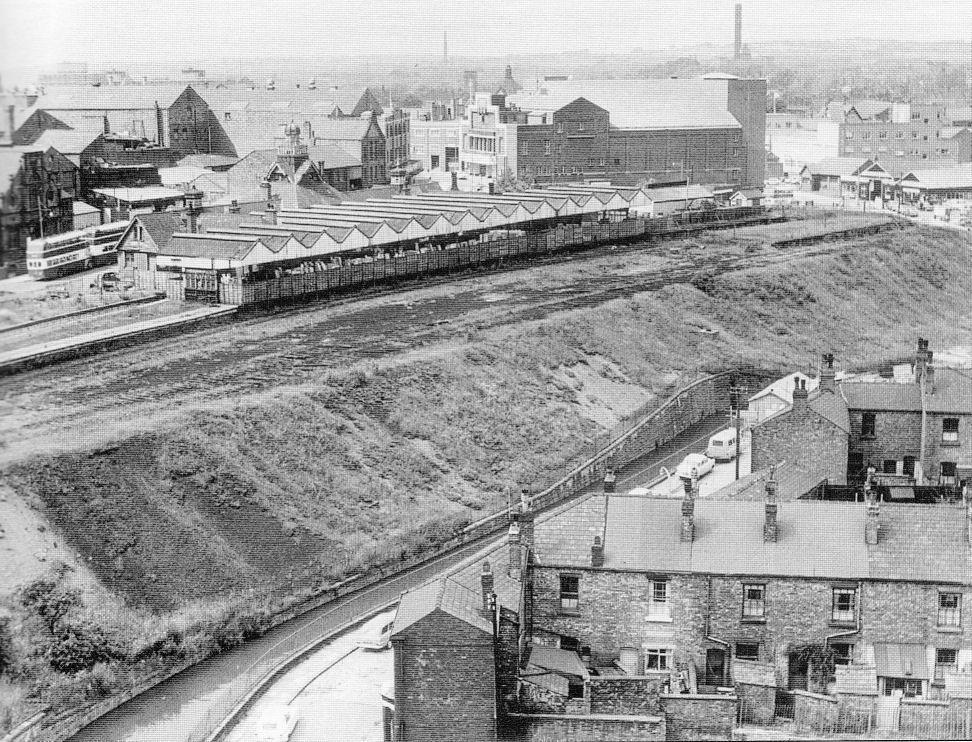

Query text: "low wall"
[792, 689, 838, 730]
[661, 693, 737, 741]
[588, 676, 665, 716]
[504, 712, 665, 742]
[736, 682, 775, 725]
[900, 697, 970, 740]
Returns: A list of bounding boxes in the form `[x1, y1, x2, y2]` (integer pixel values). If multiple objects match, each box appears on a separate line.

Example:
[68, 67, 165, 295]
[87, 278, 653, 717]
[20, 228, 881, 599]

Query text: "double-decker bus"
[26, 220, 128, 280]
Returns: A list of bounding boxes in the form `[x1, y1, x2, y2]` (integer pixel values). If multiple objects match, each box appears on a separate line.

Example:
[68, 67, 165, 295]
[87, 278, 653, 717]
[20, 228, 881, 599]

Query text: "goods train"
[26, 221, 129, 280]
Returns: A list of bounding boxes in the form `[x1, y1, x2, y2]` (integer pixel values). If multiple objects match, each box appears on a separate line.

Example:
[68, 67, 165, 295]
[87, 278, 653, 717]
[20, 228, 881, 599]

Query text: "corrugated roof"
[528, 645, 589, 678]
[511, 78, 744, 130]
[835, 665, 878, 695]
[644, 185, 714, 202]
[873, 643, 930, 680]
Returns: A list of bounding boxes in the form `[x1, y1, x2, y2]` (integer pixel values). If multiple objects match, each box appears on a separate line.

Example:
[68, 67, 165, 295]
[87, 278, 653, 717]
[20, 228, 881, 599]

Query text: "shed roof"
[165, 233, 260, 261]
[873, 643, 930, 680]
[898, 164, 972, 191]
[528, 645, 589, 678]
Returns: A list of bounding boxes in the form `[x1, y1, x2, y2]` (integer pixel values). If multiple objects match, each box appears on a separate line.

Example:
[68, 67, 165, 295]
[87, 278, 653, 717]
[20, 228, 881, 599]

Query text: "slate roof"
[307, 143, 362, 169]
[512, 78, 744, 130]
[134, 212, 183, 251]
[533, 496, 971, 584]
[710, 459, 832, 502]
[839, 369, 972, 414]
[835, 665, 878, 695]
[165, 233, 262, 261]
[21, 128, 100, 155]
[808, 157, 875, 178]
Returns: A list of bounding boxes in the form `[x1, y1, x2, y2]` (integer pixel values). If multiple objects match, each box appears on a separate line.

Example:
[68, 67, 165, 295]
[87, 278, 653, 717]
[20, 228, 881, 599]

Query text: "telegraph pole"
[728, 377, 746, 481]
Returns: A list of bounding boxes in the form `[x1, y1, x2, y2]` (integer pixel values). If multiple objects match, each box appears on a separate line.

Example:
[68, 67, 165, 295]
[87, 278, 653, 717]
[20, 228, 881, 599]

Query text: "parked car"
[357, 620, 394, 651]
[706, 429, 738, 462]
[254, 705, 297, 742]
[676, 453, 715, 481]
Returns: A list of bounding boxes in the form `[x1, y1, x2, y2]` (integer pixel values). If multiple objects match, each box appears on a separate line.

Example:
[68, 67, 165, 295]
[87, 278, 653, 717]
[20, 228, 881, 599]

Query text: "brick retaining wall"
[660, 693, 737, 741]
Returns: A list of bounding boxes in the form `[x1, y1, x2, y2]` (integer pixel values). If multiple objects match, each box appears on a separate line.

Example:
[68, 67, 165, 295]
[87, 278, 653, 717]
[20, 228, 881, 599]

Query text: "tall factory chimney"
[734, 4, 742, 60]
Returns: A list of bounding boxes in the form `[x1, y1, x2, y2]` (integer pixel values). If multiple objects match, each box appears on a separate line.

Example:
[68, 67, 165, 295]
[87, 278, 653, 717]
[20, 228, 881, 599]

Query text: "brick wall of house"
[661, 694, 737, 741]
[848, 408, 922, 474]
[393, 610, 497, 742]
[861, 582, 969, 650]
[751, 404, 848, 485]
[502, 713, 665, 741]
[925, 412, 972, 482]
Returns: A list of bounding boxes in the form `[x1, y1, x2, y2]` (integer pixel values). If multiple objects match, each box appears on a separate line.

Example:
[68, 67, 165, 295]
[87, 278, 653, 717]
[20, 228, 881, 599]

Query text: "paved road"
[68, 417, 727, 742]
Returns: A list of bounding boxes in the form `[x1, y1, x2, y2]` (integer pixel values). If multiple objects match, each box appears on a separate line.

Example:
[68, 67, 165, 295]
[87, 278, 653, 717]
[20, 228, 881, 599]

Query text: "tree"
[0, 616, 14, 675]
[20, 577, 80, 635]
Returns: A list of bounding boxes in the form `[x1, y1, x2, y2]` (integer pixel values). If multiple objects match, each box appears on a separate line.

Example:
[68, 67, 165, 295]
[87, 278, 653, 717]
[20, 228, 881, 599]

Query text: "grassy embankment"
[1, 222, 970, 729]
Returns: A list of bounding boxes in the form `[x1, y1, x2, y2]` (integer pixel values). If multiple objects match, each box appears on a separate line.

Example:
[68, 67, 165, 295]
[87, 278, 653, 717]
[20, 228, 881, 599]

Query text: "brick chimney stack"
[820, 353, 836, 394]
[591, 536, 604, 567]
[480, 561, 494, 613]
[518, 490, 535, 549]
[865, 495, 880, 545]
[914, 337, 932, 384]
[185, 187, 203, 233]
[792, 377, 808, 412]
[680, 475, 695, 542]
[763, 475, 778, 542]
[507, 518, 521, 579]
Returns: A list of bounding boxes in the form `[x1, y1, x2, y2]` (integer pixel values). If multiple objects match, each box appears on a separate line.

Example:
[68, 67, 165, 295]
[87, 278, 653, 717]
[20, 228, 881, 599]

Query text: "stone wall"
[502, 712, 665, 741]
[587, 676, 665, 715]
[393, 610, 496, 742]
[660, 693, 737, 741]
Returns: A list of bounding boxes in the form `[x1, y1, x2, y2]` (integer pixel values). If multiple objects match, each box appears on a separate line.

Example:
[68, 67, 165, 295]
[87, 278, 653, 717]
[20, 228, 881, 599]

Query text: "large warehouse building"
[509, 76, 766, 189]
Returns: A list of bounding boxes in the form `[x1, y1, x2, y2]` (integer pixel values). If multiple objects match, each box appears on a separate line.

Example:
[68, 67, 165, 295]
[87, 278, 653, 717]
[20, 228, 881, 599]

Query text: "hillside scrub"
[2, 224, 971, 729]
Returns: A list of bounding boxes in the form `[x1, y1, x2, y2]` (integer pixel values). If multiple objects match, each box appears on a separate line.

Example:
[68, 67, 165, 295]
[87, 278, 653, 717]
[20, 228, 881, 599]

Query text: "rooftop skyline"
[2, 0, 972, 75]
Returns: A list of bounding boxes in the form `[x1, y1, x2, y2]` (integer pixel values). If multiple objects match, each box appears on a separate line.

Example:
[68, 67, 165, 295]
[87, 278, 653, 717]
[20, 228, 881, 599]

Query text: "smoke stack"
[734, 4, 743, 60]
[763, 475, 778, 542]
[591, 536, 604, 567]
[820, 353, 836, 394]
[480, 561, 494, 613]
[792, 377, 808, 412]
[865, 496, 880, 545]
[680, 476, 695, 542]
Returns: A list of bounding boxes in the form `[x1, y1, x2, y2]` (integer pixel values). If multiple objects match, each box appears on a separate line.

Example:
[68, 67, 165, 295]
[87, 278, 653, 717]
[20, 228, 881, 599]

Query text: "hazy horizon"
[2, 0, 972, 80]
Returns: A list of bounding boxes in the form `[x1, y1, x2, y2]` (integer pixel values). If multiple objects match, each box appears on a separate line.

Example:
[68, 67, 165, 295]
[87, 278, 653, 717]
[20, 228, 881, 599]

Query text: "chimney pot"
[792, 376, 809, 410]
[591, 536, 604, 567]
[820, 353, 836, 393]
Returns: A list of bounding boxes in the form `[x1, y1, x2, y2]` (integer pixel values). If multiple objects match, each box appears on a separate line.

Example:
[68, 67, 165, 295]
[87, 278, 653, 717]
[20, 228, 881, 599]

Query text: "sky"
[2, 0, 971, 74]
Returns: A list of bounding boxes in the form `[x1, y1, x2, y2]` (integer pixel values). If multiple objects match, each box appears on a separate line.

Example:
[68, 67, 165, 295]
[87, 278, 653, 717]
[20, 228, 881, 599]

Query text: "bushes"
[44, 624, 118, 675]
[0, 616, 13, 676]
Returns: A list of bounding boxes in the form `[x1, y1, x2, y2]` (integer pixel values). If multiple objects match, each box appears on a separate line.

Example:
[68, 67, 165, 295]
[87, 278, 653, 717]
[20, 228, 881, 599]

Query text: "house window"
[544, 141, 551, 155]
[567, 679, 585, 699]
[861, 412, 876, 437]
[521, 143, 529, 155]
[645, 648, 670, 671]
[942, 417, 959, 443]
[832, 642, 854, 665]
[883, 459, 898, 474]
[903, 456, 916, 476]
[742, 584, 766, 619]
[647, 579, 671, 621]
[885, 677, 923, 697]
[941, 462, 957, 484]
[935, 648, 957, 680]
[832, 587, 857, 624]
[560, 574, 580, 612]
[939, 592, 962, 626]
[736, 642, 760, 662]
[560, 635, 580, 652]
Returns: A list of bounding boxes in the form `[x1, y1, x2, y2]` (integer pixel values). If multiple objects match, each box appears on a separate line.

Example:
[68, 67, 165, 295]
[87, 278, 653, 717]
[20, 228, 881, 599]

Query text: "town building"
[510, 76, 766, 188]
[11, 85, 237, 158]
[313, 115, 388, 188]
[408, 117, 463, 176]
[382, 109, 411, 172]
[842, 339, 972, 487]
[799, 157, 892, 199]
[459, 93, 526, 187]
[116, 212, 183, 271]
[0, 145, 79, 272]
[894, 164, 972, 205]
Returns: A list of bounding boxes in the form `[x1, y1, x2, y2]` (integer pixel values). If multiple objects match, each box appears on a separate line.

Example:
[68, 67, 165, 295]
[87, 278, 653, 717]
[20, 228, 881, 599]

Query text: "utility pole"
[729, 378, 746, 481]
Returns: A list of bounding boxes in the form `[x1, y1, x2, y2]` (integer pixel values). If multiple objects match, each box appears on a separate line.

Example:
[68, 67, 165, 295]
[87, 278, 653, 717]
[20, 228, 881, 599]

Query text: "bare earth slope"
[1, 219, 970, 728]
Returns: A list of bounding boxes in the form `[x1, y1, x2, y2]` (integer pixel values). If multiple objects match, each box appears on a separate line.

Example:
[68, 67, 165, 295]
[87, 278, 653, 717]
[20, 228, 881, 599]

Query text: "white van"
[706, 429, 737, 462]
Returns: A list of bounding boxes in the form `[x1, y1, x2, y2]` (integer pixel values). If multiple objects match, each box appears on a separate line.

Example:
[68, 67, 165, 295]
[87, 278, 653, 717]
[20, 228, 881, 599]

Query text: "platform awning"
[873, 643, 930, 680]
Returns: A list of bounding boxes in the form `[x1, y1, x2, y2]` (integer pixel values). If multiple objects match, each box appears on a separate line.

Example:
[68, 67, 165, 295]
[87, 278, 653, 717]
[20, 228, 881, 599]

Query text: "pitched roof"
[528, 645, 589, 678]
[21, 128, 100, 155]
[534, 496, 971, 584]
[808, 157, 874, 178]
[72, 200, 99, 215]
[164, 233, 261, 261]
[307, 143, 361, 169]
[512, 78, 744, 130]
[176, 154, 239, 170]
[135, 212, 183, 250]
[839, 369, 972, 414]
[897, 164, 972, 190]
[314, 117, 376, 142]
[710, 459, 832, 502]
[91, 186, 185, 203]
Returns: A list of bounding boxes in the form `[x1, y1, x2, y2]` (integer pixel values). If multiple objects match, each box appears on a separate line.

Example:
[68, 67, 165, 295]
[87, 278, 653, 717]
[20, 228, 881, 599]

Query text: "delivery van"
[706, 429, 738, 462]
